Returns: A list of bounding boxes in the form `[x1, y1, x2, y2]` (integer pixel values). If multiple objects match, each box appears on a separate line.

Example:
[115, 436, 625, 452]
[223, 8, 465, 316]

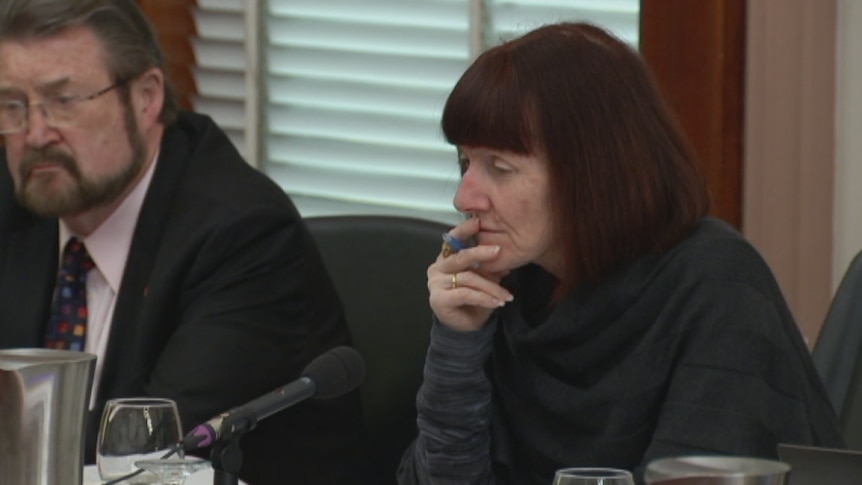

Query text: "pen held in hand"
[441, 233, 469, 258]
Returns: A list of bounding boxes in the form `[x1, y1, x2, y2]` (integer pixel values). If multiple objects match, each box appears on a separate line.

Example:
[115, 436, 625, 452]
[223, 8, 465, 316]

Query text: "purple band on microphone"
[188, 424, 215, 448]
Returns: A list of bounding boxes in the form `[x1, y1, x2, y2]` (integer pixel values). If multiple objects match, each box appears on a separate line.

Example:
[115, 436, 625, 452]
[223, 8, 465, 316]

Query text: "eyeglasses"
[0, 81, 124, 134]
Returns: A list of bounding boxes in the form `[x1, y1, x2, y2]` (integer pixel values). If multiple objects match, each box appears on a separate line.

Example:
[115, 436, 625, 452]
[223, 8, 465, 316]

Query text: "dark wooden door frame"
[138, 0, 198, 111]
[640, 0, 746, 229]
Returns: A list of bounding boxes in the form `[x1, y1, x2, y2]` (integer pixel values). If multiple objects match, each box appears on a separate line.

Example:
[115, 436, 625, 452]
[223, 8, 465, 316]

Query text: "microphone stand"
[210, 420, 252, 485]
[197, 348, 364, 485]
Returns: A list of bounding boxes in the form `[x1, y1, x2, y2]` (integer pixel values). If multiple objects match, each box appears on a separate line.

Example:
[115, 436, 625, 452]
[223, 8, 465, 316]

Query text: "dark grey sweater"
[398, 217, 844, 485]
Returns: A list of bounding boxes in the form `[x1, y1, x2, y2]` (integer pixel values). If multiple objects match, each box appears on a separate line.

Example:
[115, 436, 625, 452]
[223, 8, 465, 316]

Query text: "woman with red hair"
[398, 22, 843, 485]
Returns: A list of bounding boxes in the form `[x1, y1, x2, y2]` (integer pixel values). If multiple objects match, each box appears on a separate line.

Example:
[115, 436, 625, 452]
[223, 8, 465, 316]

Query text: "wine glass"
[134, 457, 212, 485]
[96, 398, 183, 483]
[553, 467, 635, 485]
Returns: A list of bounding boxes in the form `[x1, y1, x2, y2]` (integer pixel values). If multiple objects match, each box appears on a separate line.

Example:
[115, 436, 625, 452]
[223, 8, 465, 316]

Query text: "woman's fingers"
[449, 217, 480, 242]
[429, 218, 514, 331]
[435, 270, 513, 304]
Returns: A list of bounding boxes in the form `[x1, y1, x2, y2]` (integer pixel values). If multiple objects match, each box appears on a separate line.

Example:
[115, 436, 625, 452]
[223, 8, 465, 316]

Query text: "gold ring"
[451, 273, 459, 289]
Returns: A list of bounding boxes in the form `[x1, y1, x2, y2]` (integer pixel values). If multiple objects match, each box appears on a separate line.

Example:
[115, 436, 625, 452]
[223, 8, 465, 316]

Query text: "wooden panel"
[640, 0, 746, 229]
[138, 0, 197, 110]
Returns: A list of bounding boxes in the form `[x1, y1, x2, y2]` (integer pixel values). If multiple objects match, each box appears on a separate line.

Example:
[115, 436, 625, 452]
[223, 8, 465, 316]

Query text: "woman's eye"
[458, 156, 470, 174]
[491, 160, 514, 173]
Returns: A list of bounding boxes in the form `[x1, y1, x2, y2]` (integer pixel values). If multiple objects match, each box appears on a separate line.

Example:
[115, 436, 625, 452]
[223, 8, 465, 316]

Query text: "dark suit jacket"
[0, 112, 374, 484]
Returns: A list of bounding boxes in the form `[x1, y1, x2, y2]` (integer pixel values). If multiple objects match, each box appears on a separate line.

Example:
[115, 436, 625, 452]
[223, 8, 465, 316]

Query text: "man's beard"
[16, 105, 148, 218]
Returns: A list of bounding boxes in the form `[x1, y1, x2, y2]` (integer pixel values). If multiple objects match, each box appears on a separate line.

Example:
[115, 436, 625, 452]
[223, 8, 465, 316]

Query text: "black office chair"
[812, 249, 862, 448]
[304, 215, 449, 484]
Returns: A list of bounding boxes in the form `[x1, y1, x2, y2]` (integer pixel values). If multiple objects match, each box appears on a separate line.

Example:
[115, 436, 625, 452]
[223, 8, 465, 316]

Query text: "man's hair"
[0, 0, 178, 124]
[443, 22, 710, 297]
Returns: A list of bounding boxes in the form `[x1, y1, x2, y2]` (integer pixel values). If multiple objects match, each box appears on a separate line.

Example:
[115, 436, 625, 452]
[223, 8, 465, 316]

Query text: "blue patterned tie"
[45, 238, 94, 351]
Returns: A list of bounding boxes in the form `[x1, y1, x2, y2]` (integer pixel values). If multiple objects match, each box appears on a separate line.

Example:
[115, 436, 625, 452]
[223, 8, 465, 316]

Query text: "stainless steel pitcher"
[0, 348, 96, 485]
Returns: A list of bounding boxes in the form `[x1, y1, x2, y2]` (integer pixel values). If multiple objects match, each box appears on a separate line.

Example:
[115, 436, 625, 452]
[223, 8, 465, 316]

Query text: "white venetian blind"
[263, 0, 470, 224]
[191, 0, 251, 161]
[487, 0, 639, 45]
[192, 0, 640, 224]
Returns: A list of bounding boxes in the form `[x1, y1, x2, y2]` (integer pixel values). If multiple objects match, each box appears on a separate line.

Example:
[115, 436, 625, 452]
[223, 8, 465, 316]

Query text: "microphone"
[180, 345, 365, 451]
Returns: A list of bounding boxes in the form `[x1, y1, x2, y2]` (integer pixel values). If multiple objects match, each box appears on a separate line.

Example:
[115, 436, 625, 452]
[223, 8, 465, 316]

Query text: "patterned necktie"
[45, 238, 95, 351]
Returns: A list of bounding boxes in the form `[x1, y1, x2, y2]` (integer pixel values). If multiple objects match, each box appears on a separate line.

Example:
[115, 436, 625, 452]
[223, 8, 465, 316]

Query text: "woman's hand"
[428, 218, 514, 332]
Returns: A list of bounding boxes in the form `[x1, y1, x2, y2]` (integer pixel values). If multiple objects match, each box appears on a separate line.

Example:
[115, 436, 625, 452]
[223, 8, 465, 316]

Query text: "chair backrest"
[304, 215, 449, 484]
[812, 249, 862, 448]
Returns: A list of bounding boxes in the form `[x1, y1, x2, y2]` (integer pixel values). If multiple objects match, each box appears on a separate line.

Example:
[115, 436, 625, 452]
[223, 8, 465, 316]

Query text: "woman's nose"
[453, 167, 488, 213]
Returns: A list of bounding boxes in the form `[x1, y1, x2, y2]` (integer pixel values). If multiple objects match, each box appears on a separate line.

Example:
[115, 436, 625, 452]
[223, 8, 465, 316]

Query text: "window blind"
[192, 0, 640, 224]
[263, 0, 470, 224]
[487, 0, 639, 45]
[191, 0, 251, 160]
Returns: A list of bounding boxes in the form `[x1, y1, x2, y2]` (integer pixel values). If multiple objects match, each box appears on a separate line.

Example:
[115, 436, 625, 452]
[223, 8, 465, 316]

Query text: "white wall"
[744, 0, 836, 345]
[834, 0, 862, 289]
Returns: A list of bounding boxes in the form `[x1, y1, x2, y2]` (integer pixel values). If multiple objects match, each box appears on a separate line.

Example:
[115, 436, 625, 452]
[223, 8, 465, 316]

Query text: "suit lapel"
[96, 122, 190, 400]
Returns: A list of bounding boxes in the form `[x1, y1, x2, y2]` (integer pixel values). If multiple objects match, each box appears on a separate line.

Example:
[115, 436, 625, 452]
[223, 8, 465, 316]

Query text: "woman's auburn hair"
[442, 22, 710, 297]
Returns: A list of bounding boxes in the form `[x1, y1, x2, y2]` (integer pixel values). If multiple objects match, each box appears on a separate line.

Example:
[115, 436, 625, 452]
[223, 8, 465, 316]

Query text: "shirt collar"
[59, 150, 160, 292]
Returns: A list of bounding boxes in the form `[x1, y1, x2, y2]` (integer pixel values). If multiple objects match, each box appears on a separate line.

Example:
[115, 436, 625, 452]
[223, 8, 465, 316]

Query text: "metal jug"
[0, 348, 97, 485]
[644, 456, 791, 484]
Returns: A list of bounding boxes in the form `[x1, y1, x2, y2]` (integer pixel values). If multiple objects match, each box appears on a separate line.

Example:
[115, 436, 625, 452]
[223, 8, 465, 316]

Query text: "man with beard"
[0, 1, 374, 484]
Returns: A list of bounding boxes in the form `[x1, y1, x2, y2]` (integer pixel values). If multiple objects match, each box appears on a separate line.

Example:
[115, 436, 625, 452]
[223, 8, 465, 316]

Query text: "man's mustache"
[19, 148, 79, 179]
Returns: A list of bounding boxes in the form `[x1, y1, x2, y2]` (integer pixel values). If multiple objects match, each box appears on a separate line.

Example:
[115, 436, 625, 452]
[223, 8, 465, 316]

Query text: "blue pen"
[441, 233, 469, 258]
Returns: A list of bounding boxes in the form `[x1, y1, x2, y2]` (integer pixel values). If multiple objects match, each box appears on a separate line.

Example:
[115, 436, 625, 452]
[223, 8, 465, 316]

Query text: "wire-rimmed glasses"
[0, 81, 124, 134]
